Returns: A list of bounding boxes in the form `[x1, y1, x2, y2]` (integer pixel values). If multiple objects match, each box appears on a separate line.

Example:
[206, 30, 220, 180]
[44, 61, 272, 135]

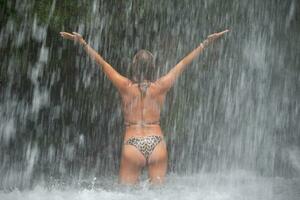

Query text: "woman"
[60, 29, 229, 185]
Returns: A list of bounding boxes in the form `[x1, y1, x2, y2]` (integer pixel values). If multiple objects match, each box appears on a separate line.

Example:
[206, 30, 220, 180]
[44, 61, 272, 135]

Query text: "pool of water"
[1, 171, 299, 200]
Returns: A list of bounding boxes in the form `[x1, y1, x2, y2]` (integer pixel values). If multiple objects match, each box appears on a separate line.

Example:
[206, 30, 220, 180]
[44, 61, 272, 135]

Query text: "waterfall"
[0, 0, 299, 199]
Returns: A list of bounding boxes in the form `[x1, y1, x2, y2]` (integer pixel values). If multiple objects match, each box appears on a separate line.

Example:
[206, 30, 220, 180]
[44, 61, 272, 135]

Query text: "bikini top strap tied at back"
[124, 121, 160, 127]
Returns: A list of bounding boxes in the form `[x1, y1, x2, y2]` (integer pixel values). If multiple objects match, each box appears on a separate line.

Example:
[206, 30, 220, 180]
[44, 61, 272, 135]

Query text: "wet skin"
[60, 29, 229, 185]
[119, 82, 169, 185]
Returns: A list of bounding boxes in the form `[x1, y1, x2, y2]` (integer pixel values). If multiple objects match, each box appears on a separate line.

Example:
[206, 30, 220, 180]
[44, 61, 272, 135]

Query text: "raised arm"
[155, 30, 229, 92]
[60, 32, 131, 92]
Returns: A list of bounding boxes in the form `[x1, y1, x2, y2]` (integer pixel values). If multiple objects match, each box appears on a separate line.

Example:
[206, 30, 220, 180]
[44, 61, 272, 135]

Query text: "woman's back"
[121, 82, 166, 136]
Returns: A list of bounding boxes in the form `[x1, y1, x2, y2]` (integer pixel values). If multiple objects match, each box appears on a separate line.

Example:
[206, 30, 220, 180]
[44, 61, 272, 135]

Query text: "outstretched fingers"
[59, 32, 75, 40]
[59, 31, 84, 44]
[208, 29, 229, 39]
[72, 32, 82, 37]
[206, 29, 229, 44]
[216, 29, 229, 37]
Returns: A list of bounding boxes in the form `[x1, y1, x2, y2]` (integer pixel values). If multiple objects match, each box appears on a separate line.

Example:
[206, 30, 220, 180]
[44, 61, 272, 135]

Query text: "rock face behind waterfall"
[0, 0, 300, 190]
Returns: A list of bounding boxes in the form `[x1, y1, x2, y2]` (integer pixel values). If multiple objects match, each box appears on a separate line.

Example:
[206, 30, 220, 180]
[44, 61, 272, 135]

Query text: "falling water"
[0, 0, 299, 199]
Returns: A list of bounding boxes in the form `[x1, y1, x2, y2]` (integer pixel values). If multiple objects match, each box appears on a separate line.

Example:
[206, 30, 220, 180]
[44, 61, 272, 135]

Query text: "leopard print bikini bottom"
[124, 135, 163, 161]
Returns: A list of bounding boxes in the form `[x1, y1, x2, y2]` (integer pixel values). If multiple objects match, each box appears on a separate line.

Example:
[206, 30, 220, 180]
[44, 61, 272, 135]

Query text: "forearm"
[173, 43, 205, 76]
[81, 41, 121, 79]
[155, 29, 228, 93]
[60, 31, 131, 91]
[81, 41, 108, 68]
[80, 40, 129, 89]
[156, 43, 205, 92]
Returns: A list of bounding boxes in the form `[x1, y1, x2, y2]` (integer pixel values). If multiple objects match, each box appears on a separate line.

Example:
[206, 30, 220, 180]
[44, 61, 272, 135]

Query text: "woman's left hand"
[203, 29, 229, 47]
[60, 32, 85, 45]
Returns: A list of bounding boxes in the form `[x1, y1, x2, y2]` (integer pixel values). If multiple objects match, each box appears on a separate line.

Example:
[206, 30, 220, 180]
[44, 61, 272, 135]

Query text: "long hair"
[131, 49, 156, 97]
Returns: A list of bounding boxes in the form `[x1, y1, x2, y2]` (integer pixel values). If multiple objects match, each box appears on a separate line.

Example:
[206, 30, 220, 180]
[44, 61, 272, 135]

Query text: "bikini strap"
[124, 121, 160, 127]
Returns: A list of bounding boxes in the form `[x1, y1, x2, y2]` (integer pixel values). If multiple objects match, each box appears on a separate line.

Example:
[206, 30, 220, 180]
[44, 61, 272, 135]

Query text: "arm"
[155, 30, 229, 92]
[60, 32, 131, 92]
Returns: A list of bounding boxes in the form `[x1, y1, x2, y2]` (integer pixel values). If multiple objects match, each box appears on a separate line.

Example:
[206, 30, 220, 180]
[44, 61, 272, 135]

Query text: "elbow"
[179, 60, 187, 66]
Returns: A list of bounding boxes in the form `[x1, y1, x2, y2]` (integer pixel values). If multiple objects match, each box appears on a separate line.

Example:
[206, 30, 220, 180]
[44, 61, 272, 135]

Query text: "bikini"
[124, 135, 163, 162]
[123, 82, 163, 162]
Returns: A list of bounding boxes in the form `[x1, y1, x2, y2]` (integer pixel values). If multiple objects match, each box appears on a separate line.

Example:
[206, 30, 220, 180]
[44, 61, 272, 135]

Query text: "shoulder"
[148, 82, 167, 97]
[119, 81, 138, 96]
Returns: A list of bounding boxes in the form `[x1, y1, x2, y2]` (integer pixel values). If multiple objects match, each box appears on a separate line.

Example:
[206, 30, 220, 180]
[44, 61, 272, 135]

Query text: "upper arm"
[154, 61, 185, 94]
[100, 62, 132, 93]
[84, 45, 132, 92]
[111, 73, 132, 93]
[154, 43, 205, 94]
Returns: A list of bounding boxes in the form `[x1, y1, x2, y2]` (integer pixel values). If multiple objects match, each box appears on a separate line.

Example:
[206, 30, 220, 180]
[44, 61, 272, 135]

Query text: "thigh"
[119, 145, 146, 185]
[147, 141, 168, 184]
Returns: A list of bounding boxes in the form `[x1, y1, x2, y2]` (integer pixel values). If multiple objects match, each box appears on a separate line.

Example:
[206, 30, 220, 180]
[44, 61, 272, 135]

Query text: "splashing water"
[1, 172, 300, 200]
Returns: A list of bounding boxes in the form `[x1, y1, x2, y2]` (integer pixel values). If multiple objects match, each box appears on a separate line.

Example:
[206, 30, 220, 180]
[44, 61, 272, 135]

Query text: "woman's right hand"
[60, 32, 86, 45]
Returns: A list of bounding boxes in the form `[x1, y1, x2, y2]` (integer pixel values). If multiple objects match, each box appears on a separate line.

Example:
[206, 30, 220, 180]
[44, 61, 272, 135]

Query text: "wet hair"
[131, 49, 156, 97]
[132, 50, 155, 82]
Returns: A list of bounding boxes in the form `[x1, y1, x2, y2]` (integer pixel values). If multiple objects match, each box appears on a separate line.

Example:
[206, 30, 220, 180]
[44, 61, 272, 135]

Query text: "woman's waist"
[124, 126, 163, 140]
[124, 120, 160, 127]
